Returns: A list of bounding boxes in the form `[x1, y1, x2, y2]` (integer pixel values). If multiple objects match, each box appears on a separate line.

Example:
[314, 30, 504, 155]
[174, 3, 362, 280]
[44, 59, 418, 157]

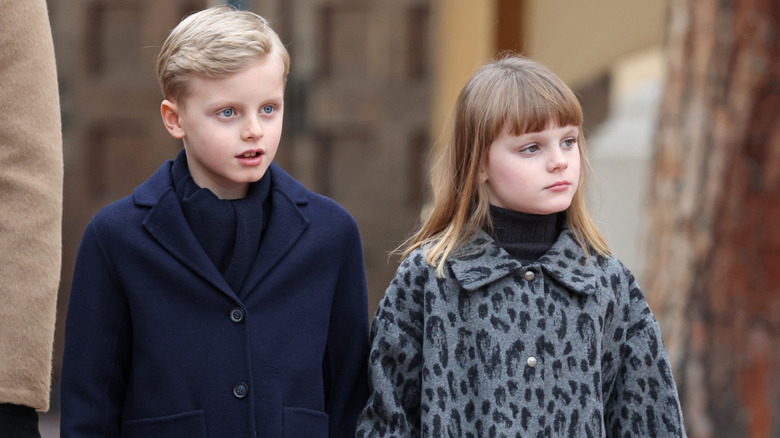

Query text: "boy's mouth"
[236, 149, 265, 166]
[239, 150, 261, 158]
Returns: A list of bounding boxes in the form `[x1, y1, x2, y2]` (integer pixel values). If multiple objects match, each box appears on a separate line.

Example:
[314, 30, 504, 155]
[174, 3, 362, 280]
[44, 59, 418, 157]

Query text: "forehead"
[483, 71, 583, 139]
[182, 55, 286, 105]
[496, 123, 579, 142]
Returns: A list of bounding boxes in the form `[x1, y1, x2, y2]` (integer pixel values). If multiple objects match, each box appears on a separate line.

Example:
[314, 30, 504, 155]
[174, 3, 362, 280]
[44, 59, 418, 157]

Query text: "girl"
[356, 56, 686, 437]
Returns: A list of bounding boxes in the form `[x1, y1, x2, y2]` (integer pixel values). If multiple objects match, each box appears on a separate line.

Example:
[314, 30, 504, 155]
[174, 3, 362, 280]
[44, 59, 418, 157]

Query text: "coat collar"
[133, 161, 309, 206]
[447, 229, 606, 296]
[133, 160, 310, 301]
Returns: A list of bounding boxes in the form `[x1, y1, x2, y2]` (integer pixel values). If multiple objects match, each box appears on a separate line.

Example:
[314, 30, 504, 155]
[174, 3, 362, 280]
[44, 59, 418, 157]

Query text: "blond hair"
[405, 55, 609, 276]
[156, 6, 290, 104]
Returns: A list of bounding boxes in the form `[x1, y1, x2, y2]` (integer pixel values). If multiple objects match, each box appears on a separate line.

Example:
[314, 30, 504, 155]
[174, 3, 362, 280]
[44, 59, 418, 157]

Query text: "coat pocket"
[283, 406, 329, 438]
[121, 409, 207, 438]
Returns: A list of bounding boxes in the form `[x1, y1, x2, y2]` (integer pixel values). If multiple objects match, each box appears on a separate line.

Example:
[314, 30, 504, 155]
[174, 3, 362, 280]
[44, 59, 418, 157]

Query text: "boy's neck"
[182, 151, 250, 199]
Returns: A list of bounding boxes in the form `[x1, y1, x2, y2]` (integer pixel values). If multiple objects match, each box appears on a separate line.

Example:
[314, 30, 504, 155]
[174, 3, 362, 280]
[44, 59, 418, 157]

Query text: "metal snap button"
[524, 271, 535, 281]
[527, 356, 538, 368]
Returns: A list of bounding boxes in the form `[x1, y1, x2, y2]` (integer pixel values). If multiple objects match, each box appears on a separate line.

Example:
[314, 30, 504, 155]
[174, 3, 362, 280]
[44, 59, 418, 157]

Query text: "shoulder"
[305, 191, 358, 232]
[270, 163, 357, 228]
[396, 246, 436, 281]
[89, 161, 174, 237]
[373, 247, 431, 335]
[577, 242, 656, 336]
[84, 195, 143, 243]
[385, 247, 436, 301]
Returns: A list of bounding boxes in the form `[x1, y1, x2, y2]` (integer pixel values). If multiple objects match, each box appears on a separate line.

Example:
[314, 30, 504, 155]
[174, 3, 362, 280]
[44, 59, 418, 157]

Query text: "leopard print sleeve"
[356, 252, 427, 438]
[603, 273, 687, 437]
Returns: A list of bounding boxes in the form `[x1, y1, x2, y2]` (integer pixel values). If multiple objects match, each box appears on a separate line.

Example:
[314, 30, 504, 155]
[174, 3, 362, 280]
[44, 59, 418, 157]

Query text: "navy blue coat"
[60, 160, 370, 438]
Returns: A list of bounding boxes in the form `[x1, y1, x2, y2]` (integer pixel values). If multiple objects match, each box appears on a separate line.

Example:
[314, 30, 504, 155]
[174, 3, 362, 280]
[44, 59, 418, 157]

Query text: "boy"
[60, 7, 369, 437]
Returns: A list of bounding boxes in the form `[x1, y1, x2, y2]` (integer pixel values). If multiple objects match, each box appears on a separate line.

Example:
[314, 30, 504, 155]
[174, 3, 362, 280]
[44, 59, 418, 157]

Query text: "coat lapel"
[134, 161, 238, 300]
[133, 162, 310, 301]
[240, 164, 310, 297]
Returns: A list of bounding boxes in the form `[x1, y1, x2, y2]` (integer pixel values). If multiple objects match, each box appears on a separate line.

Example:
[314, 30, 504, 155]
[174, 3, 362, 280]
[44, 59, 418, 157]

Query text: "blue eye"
[521, 145, 539, 154]
[219, 108, 235, 118]
[562, 138, 576, 148]
[261, 105, 275, 114]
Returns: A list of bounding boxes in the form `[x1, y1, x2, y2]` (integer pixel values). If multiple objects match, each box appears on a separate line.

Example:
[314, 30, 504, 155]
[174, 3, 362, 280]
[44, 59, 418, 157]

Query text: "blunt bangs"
[475, 58, 584, 143]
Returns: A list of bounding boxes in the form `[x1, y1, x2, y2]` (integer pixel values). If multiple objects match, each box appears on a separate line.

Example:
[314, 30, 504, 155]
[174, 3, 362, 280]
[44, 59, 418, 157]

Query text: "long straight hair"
[403, 55, 610, 276]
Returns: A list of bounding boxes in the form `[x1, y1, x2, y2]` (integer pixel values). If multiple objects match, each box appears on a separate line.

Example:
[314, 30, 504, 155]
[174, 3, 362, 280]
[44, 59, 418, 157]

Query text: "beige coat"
[0, 0, 63, 411]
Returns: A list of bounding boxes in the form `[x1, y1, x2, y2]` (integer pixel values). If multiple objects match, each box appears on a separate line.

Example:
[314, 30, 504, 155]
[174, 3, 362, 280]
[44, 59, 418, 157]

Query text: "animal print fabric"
[356, 229, 686, 437]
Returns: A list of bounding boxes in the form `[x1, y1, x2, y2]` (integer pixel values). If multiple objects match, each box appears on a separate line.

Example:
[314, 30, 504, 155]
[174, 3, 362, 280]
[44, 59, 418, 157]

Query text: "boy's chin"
[246, 170, 270, 183]
[238, 166, 271, 183]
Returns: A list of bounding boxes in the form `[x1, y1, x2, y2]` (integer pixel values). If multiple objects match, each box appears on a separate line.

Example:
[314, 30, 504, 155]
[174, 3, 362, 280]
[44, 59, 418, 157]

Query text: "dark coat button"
[230, 308, 245, 323]
[233, 382, 249, 398]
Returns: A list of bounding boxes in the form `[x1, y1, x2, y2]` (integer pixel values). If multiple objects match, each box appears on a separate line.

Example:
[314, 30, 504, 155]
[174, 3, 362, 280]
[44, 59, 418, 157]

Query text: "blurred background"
[40, 0, 778, 436]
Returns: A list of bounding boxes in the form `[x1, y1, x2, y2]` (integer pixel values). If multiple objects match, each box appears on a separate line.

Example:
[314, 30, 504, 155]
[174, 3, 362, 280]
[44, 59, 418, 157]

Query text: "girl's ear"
[161, 100, 185, 139]
[478, 165, 488, 183]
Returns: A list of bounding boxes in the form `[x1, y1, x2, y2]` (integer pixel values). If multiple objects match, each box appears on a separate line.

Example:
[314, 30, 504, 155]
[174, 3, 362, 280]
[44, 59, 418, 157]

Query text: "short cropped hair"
[156, 6, 290, 104]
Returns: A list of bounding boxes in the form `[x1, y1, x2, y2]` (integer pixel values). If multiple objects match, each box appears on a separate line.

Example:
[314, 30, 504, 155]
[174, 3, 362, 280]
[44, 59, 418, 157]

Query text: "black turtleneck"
[171, 150, 271, 295]
[486, 205, 562, 262]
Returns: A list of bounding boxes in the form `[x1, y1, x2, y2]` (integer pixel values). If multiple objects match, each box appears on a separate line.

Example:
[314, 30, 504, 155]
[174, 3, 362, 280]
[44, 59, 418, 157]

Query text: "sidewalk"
[39, 410, 59, 438]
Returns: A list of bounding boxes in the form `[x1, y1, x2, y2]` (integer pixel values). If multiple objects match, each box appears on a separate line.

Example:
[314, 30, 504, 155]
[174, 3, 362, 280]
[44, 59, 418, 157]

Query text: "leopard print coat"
[356, 229, 686, 437]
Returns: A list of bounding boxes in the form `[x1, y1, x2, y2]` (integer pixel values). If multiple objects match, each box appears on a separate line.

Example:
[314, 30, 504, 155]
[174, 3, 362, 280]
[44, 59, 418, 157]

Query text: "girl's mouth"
[546, 181, 570, 191]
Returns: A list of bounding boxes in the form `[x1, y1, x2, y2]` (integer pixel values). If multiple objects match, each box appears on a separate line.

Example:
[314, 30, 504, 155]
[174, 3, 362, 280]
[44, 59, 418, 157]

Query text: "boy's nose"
[242, 116, 263, 141]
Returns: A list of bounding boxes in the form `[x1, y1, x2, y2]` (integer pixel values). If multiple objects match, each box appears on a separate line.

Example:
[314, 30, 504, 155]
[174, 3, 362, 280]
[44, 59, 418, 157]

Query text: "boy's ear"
[161, 100, 185, 139]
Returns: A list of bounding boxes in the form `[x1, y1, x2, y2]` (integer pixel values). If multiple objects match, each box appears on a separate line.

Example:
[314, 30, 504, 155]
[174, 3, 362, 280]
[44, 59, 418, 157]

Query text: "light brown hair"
[156, 6, 290, 104]
[404, 55, 610, 276]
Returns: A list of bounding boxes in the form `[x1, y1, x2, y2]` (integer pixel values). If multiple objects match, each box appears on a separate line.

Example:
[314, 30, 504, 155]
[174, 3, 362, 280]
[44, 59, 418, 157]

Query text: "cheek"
[494, 157, 526, 180]
[490, 164, 529, 194]
[565, 156, 582, 195]
[271, 119, 285, 138]
[571, 154, 582, 180]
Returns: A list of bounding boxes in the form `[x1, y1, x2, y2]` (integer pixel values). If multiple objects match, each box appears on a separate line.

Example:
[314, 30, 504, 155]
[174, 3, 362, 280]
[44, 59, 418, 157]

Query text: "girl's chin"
[524, 204, 571, 215]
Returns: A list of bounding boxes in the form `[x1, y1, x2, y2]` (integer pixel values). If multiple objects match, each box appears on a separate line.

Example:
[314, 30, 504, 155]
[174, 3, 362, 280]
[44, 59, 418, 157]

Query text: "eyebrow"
[206, 95, 284, 109]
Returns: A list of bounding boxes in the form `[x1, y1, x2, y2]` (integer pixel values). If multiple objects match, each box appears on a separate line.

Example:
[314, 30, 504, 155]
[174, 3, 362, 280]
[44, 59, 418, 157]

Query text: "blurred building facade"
[47, 0, 665, 399]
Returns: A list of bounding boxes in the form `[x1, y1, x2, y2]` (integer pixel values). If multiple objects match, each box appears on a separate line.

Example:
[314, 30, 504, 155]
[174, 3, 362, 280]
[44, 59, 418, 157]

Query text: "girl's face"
[480, 123, 580, 215]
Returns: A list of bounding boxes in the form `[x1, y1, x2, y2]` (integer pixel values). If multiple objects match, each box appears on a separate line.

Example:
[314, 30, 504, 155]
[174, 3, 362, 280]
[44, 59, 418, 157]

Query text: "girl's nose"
[242, 115, 263, 141]
[547, 147, 569, 172]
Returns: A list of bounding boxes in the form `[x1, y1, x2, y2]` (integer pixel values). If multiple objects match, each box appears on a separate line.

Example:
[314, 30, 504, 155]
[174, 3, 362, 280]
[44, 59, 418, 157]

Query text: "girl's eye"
[218, 108, 235, 118]
[562, 138, 577, 148]
[521, 145, 539, 154]
[261, 105, 275, 115]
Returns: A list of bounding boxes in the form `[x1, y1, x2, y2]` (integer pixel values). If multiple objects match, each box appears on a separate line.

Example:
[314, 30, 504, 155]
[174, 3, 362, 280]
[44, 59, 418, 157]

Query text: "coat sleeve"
[356, 254, 426, 438]
[60, 221, 132, 438]
[0, 0, 62, 412]
[604, 275, 687, 438]
[322, 219, 370, 437]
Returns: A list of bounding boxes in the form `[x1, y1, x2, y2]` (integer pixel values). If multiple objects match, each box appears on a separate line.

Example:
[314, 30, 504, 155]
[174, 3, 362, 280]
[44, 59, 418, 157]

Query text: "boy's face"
[161, 55, 285, 199]
[480, 124, 580, 215]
